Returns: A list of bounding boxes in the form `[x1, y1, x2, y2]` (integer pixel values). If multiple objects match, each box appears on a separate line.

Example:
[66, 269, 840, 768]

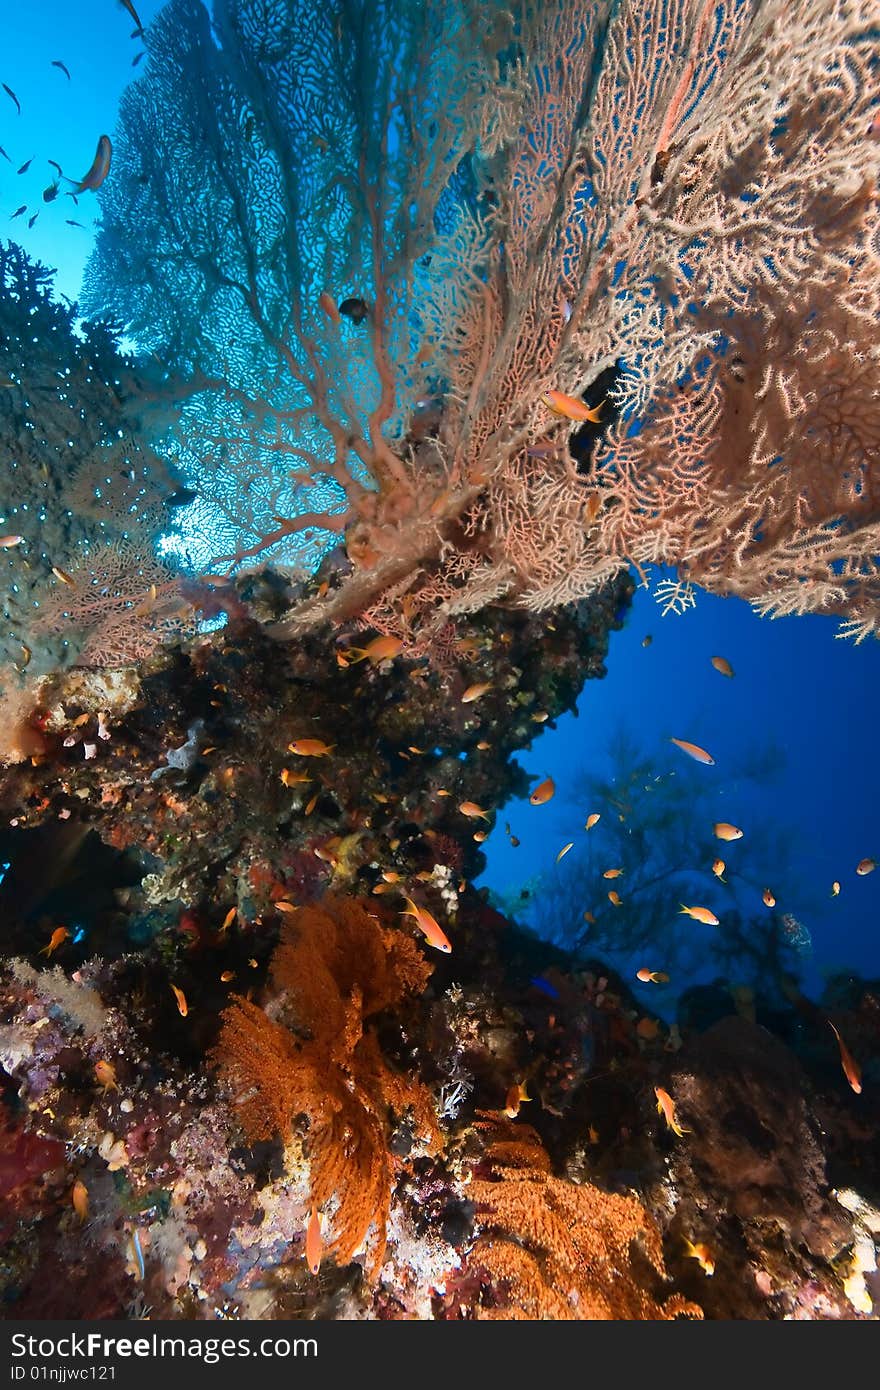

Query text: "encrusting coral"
[467, 1116, 702, 1320]
[212, 895, 440, 1275]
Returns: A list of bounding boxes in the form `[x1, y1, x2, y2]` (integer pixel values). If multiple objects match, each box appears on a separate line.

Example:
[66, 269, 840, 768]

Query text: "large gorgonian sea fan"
[84, 0, 880, 649]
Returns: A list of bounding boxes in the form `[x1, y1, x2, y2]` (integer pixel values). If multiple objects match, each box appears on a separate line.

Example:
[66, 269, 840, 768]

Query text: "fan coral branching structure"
[84, 0, 880, 645]
[212, 895, 440, 1275]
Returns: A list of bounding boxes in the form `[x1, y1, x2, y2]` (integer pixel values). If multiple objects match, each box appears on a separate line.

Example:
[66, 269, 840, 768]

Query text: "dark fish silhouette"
[65, 219, 86, 228]
[164, 488, 198, 508]
[48, 159, 64, 177]
[67, 135, 112, 193]
[118, 0, 144, 37]
[17, 157, 33, 175]
[338, 297, 369, 325]
[27, 212, 38, 228]
[43, 182, 60, 203]
[132, 51, 145, 67]
[51, 60, 71, 80]
[0, 146, 10, 163]
[9, 205, 26, 219]
[2, 84, 21, 115]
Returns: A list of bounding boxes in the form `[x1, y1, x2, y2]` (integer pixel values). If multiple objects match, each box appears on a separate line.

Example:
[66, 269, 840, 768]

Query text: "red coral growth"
[212, 894, 439, 1275]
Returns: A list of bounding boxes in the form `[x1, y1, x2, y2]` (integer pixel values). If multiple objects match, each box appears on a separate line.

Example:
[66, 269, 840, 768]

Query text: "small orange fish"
[221, 907, 237, 932]
[543, 389, 604, 423]
[304, 792, 319, 815]
[655, 1086, 689, 1137]
[531, 711, 549, 723]
[305, 1206, 322, 1275]
[459, 800, 491, 821]
[280, 768, 311, 786]
[381, 871, 403, 883]
[710, 656, 734, 678]
[642, 635, 652, 648]
[712, 858, 726, 881]
[476, 740, 491, 751]
[39, 927, 69, 957]
[509, 834, 520, 847]
[287, 739, 335, 757]
[607, 890, 622, 906]
[0, 534, 24, 548]
[831, 881, 841, 897]
[72, 1180, 89, 1222]
[318, 291, 340, 326]
[828, 1020, 862, 1095]
[585, 813, 600, 830]
[856, 858, 876, 876]
[636, 968, 669, 984]
[340, 634, 404, 665]
[473, 830, 488, 842]
[69, 134, 112, 193]
[170, 984, 188, 1017]
[220, 970, 236, 983]
[602, 867, 623, 879]
[51, 565, 76, 587]
[680, 903, 719, 926]
[636, 1017, 660, 1040]
[529, 776, 555, 806]
[94, 1059, 118, 1092]
[683, 1239, 715, 1275]
[275, 900, 297, 914]
[400, 897, 452, 953]
[556, 841, 574, 863]
[583, 910, 596, 924]
[670, 737, 715, 766]
[762, 888, 776, 908]
[461, 682, 492, 704]
[503, 1080, 531, 1119]
[714, 822, 743, 842]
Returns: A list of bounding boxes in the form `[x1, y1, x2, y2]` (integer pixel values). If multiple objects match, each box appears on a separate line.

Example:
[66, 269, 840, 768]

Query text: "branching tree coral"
[212, 895, 440, 1275]
[468, 1116, 701, 1319]
[85, 0, 880, 646]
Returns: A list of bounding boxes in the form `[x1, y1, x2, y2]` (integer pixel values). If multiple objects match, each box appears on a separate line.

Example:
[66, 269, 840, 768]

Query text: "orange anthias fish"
[305, 1206, 322, 1275]
[828, 1020, 862, 1095]
[670, 737, 715, 766]
[459, 801, 491, 821]
[503, 1080, 531, 1119]
[684, 1239, 715, 1275]
[714, 822, 743, 842]
[68, 135, 112, 193]
[556, 842, 573, 863]
[856, 858, 876, 876]
[461, 682, 492, 704]
[170, 984, 188, 1017]
[636, 968, 669, 984]
[585, 813, 601, 830]
[762, 888, 776, 907]
[39, 927, 69, 957]
[710, 655, 734, 678]
[0, 534, 24, 548]
[607, 890, 622, 906]
[400, 897, 452, 953]
[221, 906, 237, 932]
[72, 1180, 89, 1222]
[543, 389, 604, 423]
[654, 1086, 689, 1138]
[340, 634, 404, 665]
[529, 776, 555, 806]
[602, 868, 623, 879]
[287, 739, 335, 757]
[94, 1059, 118, 1093]
[680, 904, 720, 926]
[831, 881, 841, 897]
[712, 858, 726, 881]
[280, 768, 311, 786]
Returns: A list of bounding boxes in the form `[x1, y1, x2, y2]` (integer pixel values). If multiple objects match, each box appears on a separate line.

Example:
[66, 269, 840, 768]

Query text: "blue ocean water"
[478, 576, 880, 1000]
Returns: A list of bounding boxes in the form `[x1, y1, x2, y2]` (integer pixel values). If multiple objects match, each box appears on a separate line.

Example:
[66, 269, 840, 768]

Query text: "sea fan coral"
[468, 1117, 702, 1320]
[212, 895, 440, 1274]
